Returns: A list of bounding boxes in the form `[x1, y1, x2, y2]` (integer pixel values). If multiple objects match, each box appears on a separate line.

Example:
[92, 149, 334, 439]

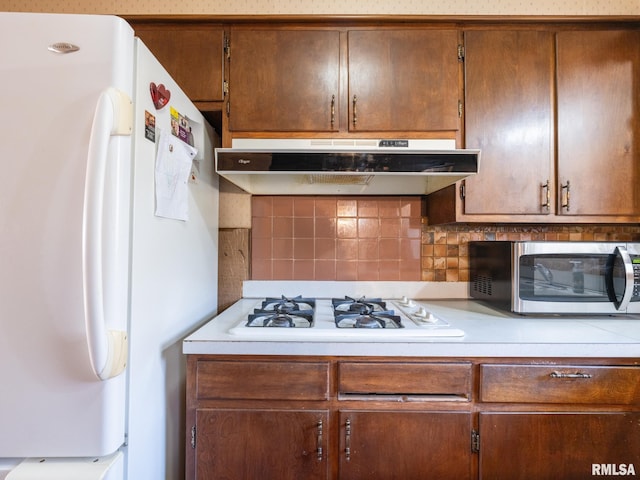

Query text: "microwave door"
[610, 246, 635, 311]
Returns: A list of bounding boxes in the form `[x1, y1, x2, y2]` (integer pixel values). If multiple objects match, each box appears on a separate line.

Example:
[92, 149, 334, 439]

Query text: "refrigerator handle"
[83, 87, 132, 381]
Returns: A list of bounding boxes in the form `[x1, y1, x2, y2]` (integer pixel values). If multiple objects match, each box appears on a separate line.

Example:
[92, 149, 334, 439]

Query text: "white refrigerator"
[0, 12, 219, 480]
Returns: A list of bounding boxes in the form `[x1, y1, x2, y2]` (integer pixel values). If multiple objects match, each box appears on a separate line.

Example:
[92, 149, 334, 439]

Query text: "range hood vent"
[215, 139, 480, 195]
[306, 173, 374, 185]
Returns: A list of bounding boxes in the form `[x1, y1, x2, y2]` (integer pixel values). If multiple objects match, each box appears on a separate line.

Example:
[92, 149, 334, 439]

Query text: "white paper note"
[154, 128, 198, 221]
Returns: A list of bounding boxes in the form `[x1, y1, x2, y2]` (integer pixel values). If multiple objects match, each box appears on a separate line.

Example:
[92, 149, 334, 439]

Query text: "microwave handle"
[614, 246, 634, 311]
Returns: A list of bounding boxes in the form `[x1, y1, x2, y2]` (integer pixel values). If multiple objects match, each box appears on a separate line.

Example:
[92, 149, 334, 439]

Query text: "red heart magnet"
[150, 82, 170, 109]
[150, 82, 158, 103]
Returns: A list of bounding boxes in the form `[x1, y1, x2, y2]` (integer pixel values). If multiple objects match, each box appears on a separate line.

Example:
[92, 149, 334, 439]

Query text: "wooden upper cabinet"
[227, 27, 461, 135]
[133, 24, 225, 103]
[556, 29, 640, 217]
[429, 26, 640, 224]
[228, 28, 340, 132]
[347, 29, 461, 132]
[463, 30, 554, 216]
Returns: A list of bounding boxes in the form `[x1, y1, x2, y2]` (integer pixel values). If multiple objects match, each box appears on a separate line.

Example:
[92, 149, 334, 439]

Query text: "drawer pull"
[345, 418, 351, 461]
[561, 180, 571, 212]
[549, 371, 592, 379]
[540, 179, 550, 211]
[316, 419, 323, 461]
[352, 95, 358, 127]
[330, 95, 335, 128]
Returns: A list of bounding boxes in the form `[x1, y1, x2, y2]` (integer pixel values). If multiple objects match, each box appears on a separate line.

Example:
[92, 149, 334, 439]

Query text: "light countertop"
[183, 297, 640, 358]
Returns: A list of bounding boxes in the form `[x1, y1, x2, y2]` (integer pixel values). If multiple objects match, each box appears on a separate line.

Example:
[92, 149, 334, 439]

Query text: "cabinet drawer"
[338, 362, 472, 398]
[196, 360, 329, 401]
[480, 364, 640, 404]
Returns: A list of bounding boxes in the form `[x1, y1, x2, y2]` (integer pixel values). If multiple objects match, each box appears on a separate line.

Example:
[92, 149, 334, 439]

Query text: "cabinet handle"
[330, 95, 335, 128]
[345, 418, 351, 461]
[316, 419, 323, 461]
[549, 371, 593, 379]
[540, 180, 550, 211]
[352, 95, 357, 127]
[561, 180, 571, 212]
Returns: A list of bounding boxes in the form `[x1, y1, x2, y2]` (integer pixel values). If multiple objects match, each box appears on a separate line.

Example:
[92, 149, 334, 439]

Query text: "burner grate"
[247, 295, 316, 328]
[332, 296, 403, 329]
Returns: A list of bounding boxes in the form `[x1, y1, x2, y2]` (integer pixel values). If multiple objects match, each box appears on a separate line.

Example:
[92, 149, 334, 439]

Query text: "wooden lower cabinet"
[192, 408, 472, 480]
[339, 410, 472, 480]
[478, 412, 640, 480]
[195, 408, 329, 479]
[186, 356, 640, 479]
[478, 362, 640, 480]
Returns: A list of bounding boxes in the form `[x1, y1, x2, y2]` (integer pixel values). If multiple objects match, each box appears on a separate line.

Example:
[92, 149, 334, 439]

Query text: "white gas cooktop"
[228, 297, 465, 340]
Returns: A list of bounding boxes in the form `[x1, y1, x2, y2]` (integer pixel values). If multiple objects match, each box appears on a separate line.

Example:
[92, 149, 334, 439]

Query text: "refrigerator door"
[124, 40, 219, 479]
[0, 13, 133, 457]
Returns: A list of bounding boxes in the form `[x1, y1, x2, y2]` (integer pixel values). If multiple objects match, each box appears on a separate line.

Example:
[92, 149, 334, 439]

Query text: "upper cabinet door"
[463, 30, 554, 216]
[557, 30, 640, 217]
[133, 24, 225, 103]
[228, 28, 340, 132]
[347, 29, 461, 132]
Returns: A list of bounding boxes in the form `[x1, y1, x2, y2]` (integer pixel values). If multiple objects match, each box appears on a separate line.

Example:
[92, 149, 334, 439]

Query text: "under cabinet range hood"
[215, 138, 480, 195]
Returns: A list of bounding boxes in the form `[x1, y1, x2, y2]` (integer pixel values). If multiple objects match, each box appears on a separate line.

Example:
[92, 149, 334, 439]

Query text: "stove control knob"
[413, 307, 439, 324]
[400, 296, 414, 306]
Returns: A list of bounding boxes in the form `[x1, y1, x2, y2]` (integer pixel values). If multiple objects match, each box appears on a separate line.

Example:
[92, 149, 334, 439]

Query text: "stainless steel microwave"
[469, 241, 640, 314]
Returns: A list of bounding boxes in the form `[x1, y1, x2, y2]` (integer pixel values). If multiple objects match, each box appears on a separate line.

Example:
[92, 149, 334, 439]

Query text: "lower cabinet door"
[339, 410, 473, 480]
[196, 409, 329, 480]
[479, 412, 640, 480]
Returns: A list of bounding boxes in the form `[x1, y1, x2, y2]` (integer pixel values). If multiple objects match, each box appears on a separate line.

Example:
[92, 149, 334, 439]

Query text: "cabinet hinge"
[223, 80, 229, 95]
[457, 44, 465, 61]
[226, 100, 230, 117]
[191, 425, 196, 449]
[224, 35, 230, 60]
[458, 100, 463, 118]
[471, 429, 480, 453]
[459, 181, 466, 200]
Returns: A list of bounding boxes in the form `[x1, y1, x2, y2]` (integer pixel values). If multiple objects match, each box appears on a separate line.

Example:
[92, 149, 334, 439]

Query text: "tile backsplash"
[252, 196, 422, 281]
[252, 195, 640, 282]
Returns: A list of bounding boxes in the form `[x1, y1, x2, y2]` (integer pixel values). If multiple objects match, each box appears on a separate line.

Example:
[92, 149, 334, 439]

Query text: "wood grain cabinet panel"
[195, 359, 330, 400]
[480, 364, 640, 404]
[339, 411, 473, 480]
[228, 28, 341, 132]
[133, 24, 225, 103]
[196, 409, 329, 480]
[339, 361, 472, 398]
[462, 30, 554, 217]
[479, 412, 640, 480]
[556, 29, 640, 218]
[347, 29, 461, 133]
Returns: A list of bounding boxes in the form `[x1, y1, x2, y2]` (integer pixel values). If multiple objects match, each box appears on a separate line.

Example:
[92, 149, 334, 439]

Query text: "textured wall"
[2, 0, 639, 15]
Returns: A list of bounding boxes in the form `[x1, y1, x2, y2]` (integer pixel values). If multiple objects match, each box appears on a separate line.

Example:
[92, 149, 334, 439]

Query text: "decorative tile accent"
[421, 224, 640, 282]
